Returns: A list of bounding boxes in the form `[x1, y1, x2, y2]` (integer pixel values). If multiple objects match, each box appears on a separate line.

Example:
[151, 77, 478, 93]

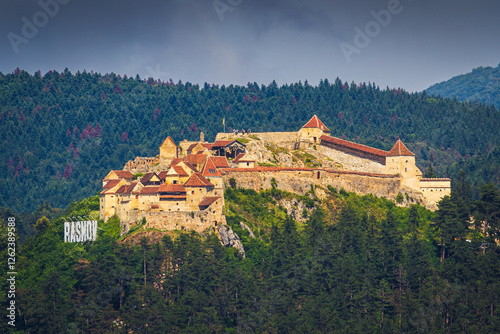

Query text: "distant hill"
[1, 69, 499, 211]
[425, 64, 500, 109]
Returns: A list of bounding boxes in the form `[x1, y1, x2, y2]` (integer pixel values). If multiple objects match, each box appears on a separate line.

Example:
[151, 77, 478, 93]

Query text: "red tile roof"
[187, 143, 206, 153]
[198, 196, 221, 208]
[140, 172, 159, 184]
[115, 185, 128, 194]
[169, 158, 182, 166]
[212, 140, 236, 147]
[173, 165, 189, 177]
[202, 157, 222, 177]
[211, 156, 229, 168]
[158, 171, 168, 180]
[387, 140, 415, 156]
[233, 153, 245, 163]
[159, 184, 186, 193]
[184, 172, 214, 187]
[184, 154, 206, 165]
[102, 179, 121, 189]
[320, 135, 388, 157]
[238, 155, 255, 162]
[202, 143, 214, 150]
[105, 170, 133, 180]
[302, 115, 330, 132]
[182, 161, 199, 172]
[122, 181, 139, 194]
[140, 186, 159, 194]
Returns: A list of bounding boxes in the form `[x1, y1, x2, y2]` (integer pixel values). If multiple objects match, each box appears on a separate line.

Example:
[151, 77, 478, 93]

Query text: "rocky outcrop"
[277, 198, 313, 224]
[239, 222, 255, 238]
[218, 224, 246, 257]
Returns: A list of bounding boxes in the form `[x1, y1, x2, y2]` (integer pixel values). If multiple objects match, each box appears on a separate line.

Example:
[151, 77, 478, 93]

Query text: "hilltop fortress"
[100, 115, 450, 234]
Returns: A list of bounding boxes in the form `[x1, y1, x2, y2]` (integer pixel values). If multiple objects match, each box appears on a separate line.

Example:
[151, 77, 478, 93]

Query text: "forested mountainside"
[425, 64, 500, 109]
[1, 183, 499, 333]
[1, 68, 499, 211]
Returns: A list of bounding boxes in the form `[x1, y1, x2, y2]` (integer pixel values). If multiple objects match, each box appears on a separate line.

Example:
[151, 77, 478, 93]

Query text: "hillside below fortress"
[100, 115, 450, 236]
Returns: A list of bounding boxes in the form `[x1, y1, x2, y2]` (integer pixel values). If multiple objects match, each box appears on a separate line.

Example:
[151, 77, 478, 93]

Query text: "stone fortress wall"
[316, 145, 386, 174]
[101, 115, 451, 239]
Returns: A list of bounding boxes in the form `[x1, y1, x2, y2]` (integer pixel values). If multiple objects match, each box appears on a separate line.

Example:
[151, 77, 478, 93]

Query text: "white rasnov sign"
[64, 221, 97, 243]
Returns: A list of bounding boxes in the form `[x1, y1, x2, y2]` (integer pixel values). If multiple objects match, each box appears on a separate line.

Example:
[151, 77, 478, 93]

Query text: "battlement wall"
[222, 168, 438, 208]
[144, 208, 222, 234]
[420, 178, 451, 204]
[222, 168, 404, 202]
[317, 145, 386, 174]
[319, 140, 386, 165]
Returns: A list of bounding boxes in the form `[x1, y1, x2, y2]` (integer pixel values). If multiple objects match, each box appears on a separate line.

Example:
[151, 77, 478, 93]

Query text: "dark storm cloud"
[1, 0, 499, 91]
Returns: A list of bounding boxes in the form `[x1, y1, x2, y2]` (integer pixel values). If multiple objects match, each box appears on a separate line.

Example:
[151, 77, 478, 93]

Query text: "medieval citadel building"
[100, 115, 450, 234]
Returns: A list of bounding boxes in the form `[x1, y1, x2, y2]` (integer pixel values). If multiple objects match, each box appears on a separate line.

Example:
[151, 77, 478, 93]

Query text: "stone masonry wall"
[223, 169, 401, 201]
[317, 145, 386, 174]
[420, 179, 451, 205]
[144, 209, 221, 234]
[223, 169, 437, 208]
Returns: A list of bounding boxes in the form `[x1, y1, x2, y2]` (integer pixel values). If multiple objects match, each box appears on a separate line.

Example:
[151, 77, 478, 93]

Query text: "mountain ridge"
[425, 64, 500, 109]
[1, 68, 498, 212]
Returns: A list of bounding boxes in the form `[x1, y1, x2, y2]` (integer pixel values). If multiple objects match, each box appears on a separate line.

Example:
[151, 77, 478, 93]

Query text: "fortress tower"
[298, 115, 331, 144]
[385, 140, 422, 188]
[159, 136, 178, 168]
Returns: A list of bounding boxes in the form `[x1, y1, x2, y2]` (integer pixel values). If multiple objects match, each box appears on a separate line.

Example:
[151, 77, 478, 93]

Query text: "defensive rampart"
[222, 167, 402, 200]
[144, 209, 222, 234]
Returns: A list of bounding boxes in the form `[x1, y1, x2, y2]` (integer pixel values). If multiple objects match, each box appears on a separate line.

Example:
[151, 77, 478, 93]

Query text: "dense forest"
[1, 179, 499, 333]
[1, 68, 499, 212]
[425, 64, 500, 109]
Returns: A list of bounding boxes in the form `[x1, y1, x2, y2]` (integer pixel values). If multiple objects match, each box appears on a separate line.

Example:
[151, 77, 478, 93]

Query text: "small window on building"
[192, 191, 194, 194]
[247, 162, 250, 166]
[405, 168, 407, 172]
[209, 168, 216, 173]
[317, 171, 320, 179]
[314, 137, 317, 143]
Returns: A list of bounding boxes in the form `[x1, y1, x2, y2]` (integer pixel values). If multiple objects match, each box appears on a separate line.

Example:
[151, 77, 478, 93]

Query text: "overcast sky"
[1, 0, 499, 92]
